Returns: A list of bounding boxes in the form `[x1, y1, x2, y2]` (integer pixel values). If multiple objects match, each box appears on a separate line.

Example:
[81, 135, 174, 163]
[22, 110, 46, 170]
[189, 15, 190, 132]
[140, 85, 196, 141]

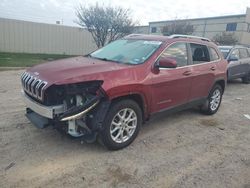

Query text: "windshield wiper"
[97, 57, 109, 61]
[90, 56, 122, 63]
[83, 53, 91, 57]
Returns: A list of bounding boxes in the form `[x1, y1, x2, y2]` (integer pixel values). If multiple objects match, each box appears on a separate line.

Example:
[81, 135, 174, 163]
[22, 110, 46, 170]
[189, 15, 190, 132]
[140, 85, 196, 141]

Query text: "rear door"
[150, 42, 192, 112]
[188, 43, 217, 100]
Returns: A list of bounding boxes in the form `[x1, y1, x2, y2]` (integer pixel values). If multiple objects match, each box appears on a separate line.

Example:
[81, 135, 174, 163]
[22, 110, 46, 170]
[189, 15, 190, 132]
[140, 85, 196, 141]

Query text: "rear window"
[190, 43, 210, 64]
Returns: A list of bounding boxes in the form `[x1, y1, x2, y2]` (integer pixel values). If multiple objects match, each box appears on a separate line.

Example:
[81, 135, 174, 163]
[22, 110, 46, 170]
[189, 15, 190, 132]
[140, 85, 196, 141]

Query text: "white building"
[149, 8, 250, 45]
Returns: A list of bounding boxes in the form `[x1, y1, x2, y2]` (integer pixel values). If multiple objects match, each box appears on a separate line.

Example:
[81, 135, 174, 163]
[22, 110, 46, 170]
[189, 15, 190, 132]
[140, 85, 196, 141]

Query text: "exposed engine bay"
[23, 79, 110, 143]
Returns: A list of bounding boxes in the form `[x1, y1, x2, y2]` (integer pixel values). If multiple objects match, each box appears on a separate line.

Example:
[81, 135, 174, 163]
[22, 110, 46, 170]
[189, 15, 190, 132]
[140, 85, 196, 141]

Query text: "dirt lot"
[0, 70, 250, 188]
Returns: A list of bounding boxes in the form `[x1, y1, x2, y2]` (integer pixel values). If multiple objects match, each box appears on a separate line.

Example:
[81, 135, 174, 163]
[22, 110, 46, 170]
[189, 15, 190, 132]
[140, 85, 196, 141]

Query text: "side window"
[239, 48, 249, 59]
[161, 43, 188, 67]
[209, 47, 220, 61]
[190, 43, 210, 64]
[230, 49, 240, 59]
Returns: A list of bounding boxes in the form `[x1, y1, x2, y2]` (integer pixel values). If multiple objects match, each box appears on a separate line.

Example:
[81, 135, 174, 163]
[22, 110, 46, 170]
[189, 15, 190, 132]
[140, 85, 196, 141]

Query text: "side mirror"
[228, 56, 239, 62]
[156, 57, 177, 69]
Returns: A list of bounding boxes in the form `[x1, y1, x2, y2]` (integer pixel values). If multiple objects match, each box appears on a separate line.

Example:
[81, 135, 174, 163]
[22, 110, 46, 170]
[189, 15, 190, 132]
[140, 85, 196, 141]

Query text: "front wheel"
[99, 99, 142, 150]
[200, 84, 223, 115]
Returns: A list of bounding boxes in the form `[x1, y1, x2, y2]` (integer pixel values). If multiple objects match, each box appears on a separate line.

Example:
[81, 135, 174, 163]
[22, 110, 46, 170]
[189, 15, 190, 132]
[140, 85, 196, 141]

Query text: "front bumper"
[21, 90, 64, 119]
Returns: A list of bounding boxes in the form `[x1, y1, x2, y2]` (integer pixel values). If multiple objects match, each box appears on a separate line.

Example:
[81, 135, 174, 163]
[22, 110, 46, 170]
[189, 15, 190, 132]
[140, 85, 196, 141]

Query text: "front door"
[150, 42, 192, 113]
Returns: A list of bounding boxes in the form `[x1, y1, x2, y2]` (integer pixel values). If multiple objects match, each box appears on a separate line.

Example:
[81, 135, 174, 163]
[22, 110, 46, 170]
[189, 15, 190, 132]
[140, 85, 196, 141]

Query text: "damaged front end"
[23, 80, 110, 143]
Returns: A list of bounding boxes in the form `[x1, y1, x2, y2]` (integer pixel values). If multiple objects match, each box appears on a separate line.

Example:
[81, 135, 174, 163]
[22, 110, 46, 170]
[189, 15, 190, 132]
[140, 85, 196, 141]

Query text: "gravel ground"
[0, 70, 250, 188]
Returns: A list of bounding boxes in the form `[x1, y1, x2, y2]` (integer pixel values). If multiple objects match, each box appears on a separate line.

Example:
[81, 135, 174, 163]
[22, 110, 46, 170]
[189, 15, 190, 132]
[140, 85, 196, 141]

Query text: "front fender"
[105, 84, 151, 119]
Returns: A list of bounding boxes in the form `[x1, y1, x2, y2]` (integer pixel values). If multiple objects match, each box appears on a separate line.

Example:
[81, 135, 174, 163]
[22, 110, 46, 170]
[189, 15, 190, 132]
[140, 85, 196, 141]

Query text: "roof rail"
[169, 34, 211, 42]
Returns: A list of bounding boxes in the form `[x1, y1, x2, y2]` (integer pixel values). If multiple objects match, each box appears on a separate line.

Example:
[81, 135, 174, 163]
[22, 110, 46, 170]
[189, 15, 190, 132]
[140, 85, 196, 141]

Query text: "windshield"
[90, 39, 162, 65]
[219, 47, 231, 59]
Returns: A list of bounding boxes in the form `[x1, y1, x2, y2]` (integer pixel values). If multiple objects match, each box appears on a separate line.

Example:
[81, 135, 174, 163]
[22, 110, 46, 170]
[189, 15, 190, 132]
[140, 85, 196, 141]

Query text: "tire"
[242, 72, 250, 84]
[200, 84, 223, 115]
[99, 99, 142, 150]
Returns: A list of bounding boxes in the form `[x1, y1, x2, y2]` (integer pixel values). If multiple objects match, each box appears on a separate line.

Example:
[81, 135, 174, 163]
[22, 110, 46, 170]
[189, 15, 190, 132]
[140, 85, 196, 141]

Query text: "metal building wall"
[0, 18, 97, 55]
[149, 15, 246, 40]
[148, 8, 250, 45]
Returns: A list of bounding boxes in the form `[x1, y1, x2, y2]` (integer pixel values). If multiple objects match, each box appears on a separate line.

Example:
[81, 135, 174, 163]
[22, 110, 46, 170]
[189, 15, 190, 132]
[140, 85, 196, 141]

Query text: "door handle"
[183, 71, 192, 76]
[210, 67, 216, 71]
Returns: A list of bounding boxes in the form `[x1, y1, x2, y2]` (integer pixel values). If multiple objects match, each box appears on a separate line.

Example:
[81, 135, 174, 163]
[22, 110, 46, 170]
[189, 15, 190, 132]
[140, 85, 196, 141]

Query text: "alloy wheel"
[110, 108, 137, 144]
[210, 89, 221, 111]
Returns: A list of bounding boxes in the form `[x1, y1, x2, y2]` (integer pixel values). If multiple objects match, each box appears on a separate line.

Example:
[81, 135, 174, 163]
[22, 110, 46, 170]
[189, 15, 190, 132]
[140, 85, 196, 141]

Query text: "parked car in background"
[219, 46, 250, 83]
[21, 34, 227, 150]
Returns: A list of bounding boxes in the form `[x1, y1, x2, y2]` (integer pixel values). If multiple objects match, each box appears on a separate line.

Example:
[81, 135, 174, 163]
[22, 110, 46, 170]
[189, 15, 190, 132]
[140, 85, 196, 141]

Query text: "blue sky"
[0, 0, 250, 26]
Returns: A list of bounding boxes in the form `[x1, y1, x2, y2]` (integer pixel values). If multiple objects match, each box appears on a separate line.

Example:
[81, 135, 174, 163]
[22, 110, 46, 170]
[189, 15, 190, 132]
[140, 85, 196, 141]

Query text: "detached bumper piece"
[59, 96, 101, 121]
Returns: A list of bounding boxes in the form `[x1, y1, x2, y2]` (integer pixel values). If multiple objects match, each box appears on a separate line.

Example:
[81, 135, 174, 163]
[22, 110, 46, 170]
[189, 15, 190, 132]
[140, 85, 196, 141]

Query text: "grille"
[21, 72, 48, 101]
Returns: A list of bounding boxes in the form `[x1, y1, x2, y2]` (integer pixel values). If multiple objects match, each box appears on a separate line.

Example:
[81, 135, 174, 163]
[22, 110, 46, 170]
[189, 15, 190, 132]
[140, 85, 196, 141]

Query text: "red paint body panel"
[150, 67, 193, 112]
[26, 35, 227, 119]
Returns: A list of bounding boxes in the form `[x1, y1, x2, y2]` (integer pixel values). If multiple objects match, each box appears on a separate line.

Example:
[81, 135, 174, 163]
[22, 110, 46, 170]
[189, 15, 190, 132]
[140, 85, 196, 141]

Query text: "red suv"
[21, 34, 227, 150]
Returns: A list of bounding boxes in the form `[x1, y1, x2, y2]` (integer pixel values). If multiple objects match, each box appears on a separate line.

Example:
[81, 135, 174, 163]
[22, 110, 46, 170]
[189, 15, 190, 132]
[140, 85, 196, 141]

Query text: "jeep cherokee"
[21, 34, 227, 150]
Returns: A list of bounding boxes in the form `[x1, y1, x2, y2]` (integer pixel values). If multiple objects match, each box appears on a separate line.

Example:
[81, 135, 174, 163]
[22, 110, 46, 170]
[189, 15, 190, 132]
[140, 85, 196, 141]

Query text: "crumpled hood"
[26, 56, 141, 91]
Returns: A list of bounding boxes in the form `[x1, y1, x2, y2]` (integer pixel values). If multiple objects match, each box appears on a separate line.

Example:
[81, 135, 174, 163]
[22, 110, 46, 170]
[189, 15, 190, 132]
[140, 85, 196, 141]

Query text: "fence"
[0, 18, 97, 55]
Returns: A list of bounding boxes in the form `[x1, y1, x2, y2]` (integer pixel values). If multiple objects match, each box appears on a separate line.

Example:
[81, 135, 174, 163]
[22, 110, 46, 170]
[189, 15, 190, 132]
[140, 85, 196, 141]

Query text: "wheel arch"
[214, 79, 226, 94]
[110, 93, 149, 122]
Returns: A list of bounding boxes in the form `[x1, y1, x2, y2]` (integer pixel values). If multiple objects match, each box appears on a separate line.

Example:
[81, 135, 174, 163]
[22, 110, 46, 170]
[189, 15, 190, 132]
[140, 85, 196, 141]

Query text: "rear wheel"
[99, 99, 142, 150]
[200, 84, 223, 115]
